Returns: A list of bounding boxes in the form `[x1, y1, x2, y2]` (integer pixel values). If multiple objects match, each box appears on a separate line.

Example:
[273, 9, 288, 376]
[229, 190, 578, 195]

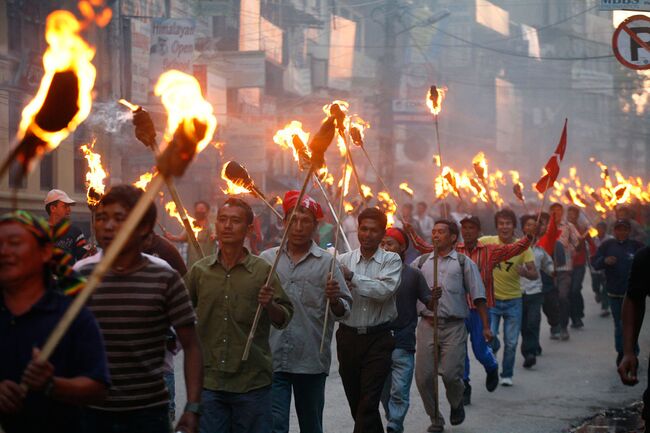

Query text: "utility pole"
[378, 0, 397, 187]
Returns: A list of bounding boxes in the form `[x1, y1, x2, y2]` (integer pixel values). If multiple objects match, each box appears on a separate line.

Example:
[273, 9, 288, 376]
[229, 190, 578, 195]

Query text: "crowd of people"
[1, 179, 650, 433]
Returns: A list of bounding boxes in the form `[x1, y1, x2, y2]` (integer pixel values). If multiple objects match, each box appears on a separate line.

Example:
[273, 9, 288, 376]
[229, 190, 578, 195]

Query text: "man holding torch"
[74, 185, 203, 433]
[164, 200, 216, 267]
[336, 207, 402, 433]
[414, 219, 488, 432]
[260, 191, 352, 433]
[44, 189, 87, 262]
[185, 198, 293, 433]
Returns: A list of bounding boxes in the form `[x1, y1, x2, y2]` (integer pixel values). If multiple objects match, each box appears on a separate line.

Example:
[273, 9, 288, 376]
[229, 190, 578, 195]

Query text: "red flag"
[535, 119, 567, 194]
[537, 213, 561, 257]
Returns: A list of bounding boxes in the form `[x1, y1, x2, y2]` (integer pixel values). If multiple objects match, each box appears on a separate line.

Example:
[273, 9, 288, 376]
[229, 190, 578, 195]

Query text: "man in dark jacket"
[379, 227, 431, 433]
[592, 219, 644, 365]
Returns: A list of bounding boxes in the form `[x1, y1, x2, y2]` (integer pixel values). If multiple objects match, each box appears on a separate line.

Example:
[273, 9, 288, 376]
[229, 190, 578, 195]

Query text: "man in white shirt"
[337, 207, 402, 433]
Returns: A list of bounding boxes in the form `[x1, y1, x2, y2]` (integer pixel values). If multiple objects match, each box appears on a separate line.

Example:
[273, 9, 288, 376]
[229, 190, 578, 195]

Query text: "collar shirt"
[521, 246, 555, 295]
[338, 248, 402, 328]
[260, 242, 352, 374]
[556, 219, 581, 271]
[413, 249, 486, 319]
[185, 250, 293, 393]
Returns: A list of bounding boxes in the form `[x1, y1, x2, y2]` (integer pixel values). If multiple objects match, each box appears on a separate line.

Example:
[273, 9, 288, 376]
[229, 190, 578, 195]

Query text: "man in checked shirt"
[406, 214, 533, 404]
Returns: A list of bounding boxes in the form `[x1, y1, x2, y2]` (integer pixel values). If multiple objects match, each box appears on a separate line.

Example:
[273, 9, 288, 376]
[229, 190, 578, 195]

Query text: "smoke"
[85, 101, 133, 133]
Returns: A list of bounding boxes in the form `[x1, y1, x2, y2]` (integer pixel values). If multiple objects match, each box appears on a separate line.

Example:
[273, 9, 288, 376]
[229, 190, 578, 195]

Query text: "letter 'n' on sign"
[613, 14, 650, 69]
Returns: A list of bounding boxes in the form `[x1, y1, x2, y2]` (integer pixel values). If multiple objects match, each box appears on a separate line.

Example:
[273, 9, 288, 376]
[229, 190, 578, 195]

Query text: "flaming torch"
[243, 104, 337, 361]
[472, 152, 496, 209]
[34, 70, 217, 377]
[221, 161, 283, 220]
[399, 182, 415, 199]
[1, 10, 98, 182]
[427, 85, 447, 169]
[119, 79, 215, 260]
[80, 138, 107, 249]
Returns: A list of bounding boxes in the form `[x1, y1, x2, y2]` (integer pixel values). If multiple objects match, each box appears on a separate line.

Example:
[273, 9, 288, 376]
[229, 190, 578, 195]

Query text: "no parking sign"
[612, 14, 650, 69]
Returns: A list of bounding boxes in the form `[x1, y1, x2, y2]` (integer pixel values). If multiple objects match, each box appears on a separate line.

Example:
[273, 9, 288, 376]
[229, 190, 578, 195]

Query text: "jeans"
[570, 265, 586, 323]
[163, 371, 176, 422]
[521, 293, 544, 357]
[608, 295, 639, 357]
[271, 372, 326, 433]
[591, 272, 609, 310]
[81, 405, 171, 433]
[380, 348, 415, 433]
[337, 326, 394, 433]
[556, 271, 572, 329]
[200, 386, 272, 433]
[489, 298, 523, 379]
[464, 308, 498, 382]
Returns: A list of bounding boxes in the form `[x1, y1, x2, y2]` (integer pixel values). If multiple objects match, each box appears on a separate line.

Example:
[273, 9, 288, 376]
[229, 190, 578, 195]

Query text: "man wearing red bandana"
[260, 191, 352, 433]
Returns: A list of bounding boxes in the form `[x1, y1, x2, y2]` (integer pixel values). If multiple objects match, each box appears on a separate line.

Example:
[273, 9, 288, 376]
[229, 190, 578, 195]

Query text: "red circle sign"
[612, 14, 650, 70]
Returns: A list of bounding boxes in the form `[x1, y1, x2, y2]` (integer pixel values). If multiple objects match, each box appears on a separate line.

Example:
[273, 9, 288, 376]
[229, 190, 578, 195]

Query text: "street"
[174, 272, 650, 433]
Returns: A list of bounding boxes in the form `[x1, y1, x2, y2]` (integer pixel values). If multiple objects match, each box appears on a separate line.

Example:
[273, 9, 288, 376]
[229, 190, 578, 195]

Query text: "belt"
[422, 316, 464, 324]
[340, 322, 393, 335]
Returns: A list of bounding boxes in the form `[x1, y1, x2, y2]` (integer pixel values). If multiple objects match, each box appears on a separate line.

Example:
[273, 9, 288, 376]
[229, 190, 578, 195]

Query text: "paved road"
[174, 272, 650, 432]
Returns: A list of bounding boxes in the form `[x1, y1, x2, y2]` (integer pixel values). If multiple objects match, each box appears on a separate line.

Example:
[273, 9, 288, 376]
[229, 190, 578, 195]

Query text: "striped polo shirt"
[75, 254, 196, 411]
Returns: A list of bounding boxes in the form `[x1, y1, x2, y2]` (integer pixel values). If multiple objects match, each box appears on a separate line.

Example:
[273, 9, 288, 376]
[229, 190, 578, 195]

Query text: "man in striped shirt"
[75, 185, 203, 433]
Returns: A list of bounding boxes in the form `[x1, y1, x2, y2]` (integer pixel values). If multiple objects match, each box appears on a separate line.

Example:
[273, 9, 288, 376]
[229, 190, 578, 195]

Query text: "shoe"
[550, 331, 560, 340]
[486, 368, 499, 392]
[463, 380, 472, 405]
[500, 377, 513, 386]
[571, 318, 584, 329]
[560, 329, 570, 341]
[427, 423, 445, 432]
[450, 402, 465, 426]
[536, 347, 543, 356]
[523, 354, 536, 369]
[600, 310, 610, 317]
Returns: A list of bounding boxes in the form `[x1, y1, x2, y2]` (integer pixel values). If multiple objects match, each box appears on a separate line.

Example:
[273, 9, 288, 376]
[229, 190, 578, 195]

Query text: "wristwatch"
[184, 402, 203, 416]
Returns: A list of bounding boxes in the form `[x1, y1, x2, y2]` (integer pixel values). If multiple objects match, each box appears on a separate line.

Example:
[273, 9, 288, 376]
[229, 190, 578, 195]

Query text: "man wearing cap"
[260, 191, 352, 433]
[337, 207, 402, 433]
[44, 189, 87, 262]
[592, 219, 645, 366]
[379, 227, 431, 433]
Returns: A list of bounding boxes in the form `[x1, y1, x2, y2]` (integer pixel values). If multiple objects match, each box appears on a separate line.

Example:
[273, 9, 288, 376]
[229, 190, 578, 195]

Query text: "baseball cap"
[44, 189, 76, 205]
[460, 215, 481, 229]
[613, 219, 631, 229]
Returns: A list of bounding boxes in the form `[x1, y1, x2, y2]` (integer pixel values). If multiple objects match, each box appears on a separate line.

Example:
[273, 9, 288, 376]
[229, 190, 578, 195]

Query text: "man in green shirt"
[185, 198, 293, 433]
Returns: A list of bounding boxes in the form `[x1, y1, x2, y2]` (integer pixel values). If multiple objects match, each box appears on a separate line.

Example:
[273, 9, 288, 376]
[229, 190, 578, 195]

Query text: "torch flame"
[79, 138, 107, 206]
[220, 164, 252, 195]
[337, 164, 352, 197]
[133, 171, 155, 190]
[399, 182, 414, 197]
[426, 86, 447, 116]
[567, 188, 587, 208]
[360, 184, 374, 200]
[18, 10, 97, 150]
[432, 154, 441, 167]
[118, 98, 140, 111]
[273, 120, 310, 162]
[154, 70, 217, 153]
[377, 191, 397, 227]
[588, 227, 598, 238]
[165, 201, 202, 236]
[472, 152, 488, 180]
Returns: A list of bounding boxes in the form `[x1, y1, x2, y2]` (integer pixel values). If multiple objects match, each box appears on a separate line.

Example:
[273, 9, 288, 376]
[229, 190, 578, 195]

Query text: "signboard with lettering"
[600, 0, 650, 11]
[149, 18, 196, 91]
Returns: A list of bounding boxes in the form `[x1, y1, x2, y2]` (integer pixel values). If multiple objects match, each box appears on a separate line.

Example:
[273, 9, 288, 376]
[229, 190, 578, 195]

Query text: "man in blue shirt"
[592, 219, 645, 366]
[379, 227, 431, 433]
[0, 211, 110, 433]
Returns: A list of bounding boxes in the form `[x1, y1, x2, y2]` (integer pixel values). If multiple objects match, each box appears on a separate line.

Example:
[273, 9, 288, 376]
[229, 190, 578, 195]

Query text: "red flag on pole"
[535, 118, 568, 194]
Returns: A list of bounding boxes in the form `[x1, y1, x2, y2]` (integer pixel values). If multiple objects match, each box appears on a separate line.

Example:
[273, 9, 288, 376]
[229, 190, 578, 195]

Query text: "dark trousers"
[543, 287, 560, 330]
[337, 326, 395, 433]
[271, 372, 326, 433]
[200, 386, 272, 433]
[570, 265, 586, 323]
[591, 272, 609, 310]
[521, 292, 544, 357]
[556, 271, 573, 329]
[81, 405, 171, 433]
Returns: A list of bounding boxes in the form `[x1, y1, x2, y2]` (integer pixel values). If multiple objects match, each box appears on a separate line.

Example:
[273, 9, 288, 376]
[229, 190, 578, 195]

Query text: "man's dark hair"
[567, 206, 580, 214]
[194, 200, 211, 211]
[45, 201, 59, 216]
[222, 197, 254, 225]
[359, 207, 387, 230]
[434, 219, 459, 242]
[549, 202, 563, 210]
[538, 212, 550, 224]
[520, 214, 536, 228]
[100, 184, 157, 233]
[494, 208, 517, 228]
[596, 221, 607, 229]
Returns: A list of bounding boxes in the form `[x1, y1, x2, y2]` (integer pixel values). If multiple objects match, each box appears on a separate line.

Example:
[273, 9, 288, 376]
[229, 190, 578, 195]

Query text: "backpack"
[416, 251, 468, 292]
